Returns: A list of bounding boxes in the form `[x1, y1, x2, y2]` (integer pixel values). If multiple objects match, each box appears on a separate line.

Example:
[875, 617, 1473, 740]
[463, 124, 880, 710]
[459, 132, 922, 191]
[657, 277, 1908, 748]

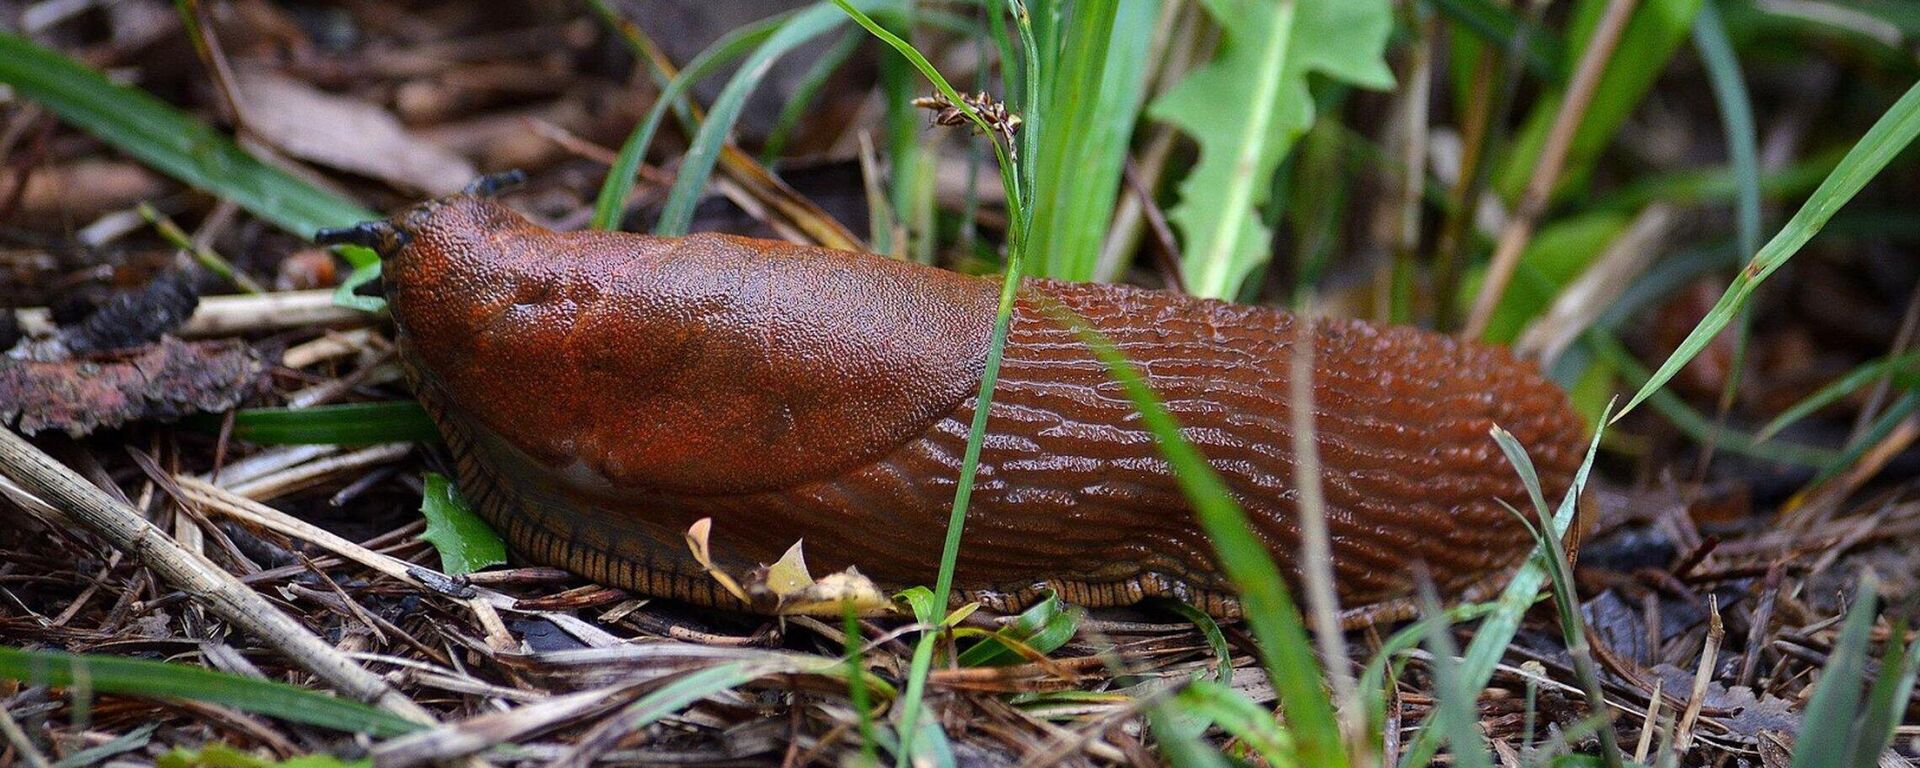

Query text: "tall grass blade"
[827, 5, 1027, 763]
[0, 647, 420, 737]
[655, 1, 904, 236]
[1399, 403, 1608, 768]
[0, 34, 374, 239]
[1026, 0, 1157, 280]
[590, 13, 789, 230]
[1617, 79, 1920, 421]
[1788, 580, 1877, 768]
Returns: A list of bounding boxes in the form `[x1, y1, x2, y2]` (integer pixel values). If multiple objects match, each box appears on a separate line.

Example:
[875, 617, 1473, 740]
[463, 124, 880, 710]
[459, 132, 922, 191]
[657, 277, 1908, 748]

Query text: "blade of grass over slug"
[590, 11, 789, 231]
[0, 647, 421, 738]
[655, 1, 907, 237]
[1055, 306, 1344, 768]
[1399, 403, 1608, 768]
[215, 402, 441, 446]
[418, 473, 507, 575]
[829, 3, 1028, 764]
[1618, 79, 1920, 421]
[0, 34, 374, 238]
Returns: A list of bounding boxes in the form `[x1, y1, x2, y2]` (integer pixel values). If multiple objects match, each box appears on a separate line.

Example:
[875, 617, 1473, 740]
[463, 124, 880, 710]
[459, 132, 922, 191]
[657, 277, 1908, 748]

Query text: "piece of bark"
[1, 337, 265, 436]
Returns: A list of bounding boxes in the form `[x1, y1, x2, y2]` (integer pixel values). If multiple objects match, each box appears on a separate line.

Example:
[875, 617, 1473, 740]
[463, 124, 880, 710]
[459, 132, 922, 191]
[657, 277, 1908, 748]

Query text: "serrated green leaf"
[419, 473, 506, 575]
[1148, 0, 1393, 299]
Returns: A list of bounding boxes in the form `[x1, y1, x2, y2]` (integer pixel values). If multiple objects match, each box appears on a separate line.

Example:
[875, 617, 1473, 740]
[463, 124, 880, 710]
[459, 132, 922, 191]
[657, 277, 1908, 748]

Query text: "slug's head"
[314, 170, 529, 263]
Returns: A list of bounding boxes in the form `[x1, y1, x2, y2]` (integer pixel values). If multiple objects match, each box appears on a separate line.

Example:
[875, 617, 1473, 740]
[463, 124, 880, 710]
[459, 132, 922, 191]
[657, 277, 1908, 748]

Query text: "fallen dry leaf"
[234, 67, 475, 195]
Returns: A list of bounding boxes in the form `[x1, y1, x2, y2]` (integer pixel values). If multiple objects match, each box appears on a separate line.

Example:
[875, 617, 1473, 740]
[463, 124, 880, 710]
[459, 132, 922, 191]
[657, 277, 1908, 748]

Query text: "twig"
[0, 428, 435, 723]
[1461, 0, 1641, 339]
[0, 703, 51, 768]
[14, 289, 366, 338]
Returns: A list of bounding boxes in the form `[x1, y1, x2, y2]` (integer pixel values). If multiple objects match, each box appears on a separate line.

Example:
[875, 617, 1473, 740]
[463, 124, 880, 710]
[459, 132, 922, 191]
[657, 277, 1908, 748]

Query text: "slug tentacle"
[375, 194, 1587, 618]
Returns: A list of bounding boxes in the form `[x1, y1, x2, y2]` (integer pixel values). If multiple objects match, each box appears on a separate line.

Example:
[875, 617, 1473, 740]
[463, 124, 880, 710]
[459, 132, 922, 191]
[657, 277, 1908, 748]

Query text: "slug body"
[361, 195, 1586, 617]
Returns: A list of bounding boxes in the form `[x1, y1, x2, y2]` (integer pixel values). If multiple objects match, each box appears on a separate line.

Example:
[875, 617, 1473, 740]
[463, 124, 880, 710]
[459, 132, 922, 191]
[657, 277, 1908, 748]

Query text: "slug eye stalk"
[314, 220, 410, 258]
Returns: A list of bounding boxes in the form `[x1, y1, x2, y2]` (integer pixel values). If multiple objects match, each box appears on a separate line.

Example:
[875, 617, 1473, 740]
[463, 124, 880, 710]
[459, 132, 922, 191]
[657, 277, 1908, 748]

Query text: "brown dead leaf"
[1, 337, 265, 436]
[233, 67, 475, 195]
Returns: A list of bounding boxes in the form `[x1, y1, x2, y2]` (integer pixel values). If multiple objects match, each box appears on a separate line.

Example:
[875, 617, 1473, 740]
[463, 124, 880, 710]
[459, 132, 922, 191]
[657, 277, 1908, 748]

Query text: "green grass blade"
[418, 473, 506, 575]
[1788, 580, 1878, 768]
[1848, 623, 1919, 768]
[655, 1, 903, 236]
[0, 32, 382, 310]
[1416, 589, 1496, 768]
[1618, 78, 1920, 421]
[1059, 309, 1345, 767]
[1175, 680, 1296, 765]
[0, 647, 421, 737]
[829, 4, 1029, 764]
[762, 32, 861, 163]
[0, 34, 375, 239]
[1399, 403, 1607, 768]
[209, 402, 441, 446]
[1812, 392, 1920, 486]
[1025, 0, 1156, 280]
[1159, 599, 1234, 686]
[1757, 350, 1920, 440]
[1691, 1, 1762, 263]
[590, 12, 789, 230]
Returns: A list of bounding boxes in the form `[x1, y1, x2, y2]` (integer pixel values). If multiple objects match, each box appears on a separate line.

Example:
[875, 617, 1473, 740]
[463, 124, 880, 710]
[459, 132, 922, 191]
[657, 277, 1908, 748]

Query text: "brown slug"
[319, 179, 1587, 619]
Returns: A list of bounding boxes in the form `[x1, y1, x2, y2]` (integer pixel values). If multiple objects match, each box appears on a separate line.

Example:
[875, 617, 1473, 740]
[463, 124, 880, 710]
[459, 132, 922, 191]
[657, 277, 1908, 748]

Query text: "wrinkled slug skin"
[381, 197, 1587, 617]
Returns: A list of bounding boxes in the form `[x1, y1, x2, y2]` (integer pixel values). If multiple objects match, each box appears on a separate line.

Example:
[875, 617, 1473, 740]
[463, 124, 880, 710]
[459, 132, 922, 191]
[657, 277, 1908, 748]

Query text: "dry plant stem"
[1673, 598, 1722, 758]
[1388, 14, 1435, 319]
[1123, 160, 1187, 293]
[1515, 204, 1674, 365]
[0, 703, 52, 768]
[226, 441, 418, 499]
[0, 428, 435, 723]
[1461, 0, 1641, 339]
[175, 476, 598, 650]
[374, 683, 648, 768]
[1632, 677, 1663, 763]
[1287, 299, 1360, 740]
